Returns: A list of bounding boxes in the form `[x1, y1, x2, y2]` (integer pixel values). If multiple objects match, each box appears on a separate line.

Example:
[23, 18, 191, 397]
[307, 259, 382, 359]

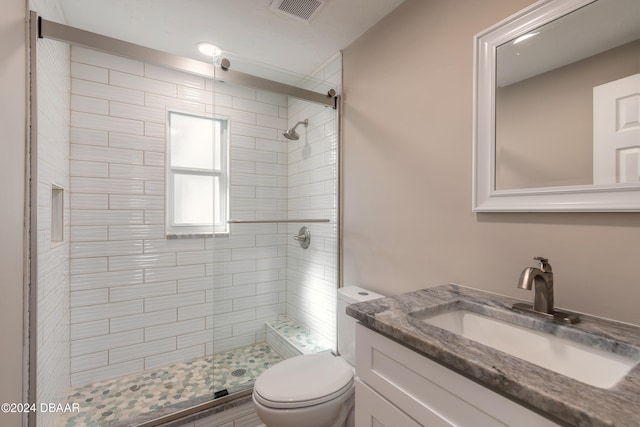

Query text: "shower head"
[283, 119, 309, 140]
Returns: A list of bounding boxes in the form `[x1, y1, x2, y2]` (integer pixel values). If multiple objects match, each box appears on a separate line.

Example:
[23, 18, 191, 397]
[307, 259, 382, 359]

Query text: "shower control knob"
[220, 58, 231, 71]
[293, 226, 311, 249]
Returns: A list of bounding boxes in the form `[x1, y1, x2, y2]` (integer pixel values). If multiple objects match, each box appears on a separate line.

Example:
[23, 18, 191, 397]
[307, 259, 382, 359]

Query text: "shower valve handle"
[292, 226, 311, 249]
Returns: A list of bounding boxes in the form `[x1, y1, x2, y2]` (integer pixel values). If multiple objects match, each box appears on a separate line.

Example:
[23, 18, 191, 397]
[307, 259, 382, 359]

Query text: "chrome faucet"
[513, 257, 580, 324]
[518, 256, 554, 314]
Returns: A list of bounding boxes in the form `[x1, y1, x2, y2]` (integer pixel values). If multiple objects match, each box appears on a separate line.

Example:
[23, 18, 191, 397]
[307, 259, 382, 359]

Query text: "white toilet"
[252, 286, 383, 427]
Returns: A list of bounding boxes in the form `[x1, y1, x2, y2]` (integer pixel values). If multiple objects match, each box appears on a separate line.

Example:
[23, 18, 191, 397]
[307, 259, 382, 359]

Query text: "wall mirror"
[473, 0, 640, 211]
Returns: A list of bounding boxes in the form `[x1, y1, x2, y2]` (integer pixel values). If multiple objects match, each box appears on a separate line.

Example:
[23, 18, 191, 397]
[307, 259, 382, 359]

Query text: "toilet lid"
[253, 352, 354, 409]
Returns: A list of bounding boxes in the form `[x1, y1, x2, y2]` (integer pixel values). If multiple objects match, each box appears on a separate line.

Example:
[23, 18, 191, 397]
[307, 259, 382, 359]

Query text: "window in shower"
[167, 111, 229, 235]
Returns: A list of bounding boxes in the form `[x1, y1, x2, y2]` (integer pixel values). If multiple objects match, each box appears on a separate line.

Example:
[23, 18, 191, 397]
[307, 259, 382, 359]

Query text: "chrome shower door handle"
[293, 226, 310, 249]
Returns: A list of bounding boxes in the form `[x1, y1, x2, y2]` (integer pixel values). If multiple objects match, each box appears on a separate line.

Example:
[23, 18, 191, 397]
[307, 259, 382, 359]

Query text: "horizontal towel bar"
[228, 219, 330, 224]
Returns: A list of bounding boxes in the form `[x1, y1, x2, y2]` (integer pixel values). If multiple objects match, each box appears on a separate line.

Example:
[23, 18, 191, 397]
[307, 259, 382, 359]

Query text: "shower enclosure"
[30, 10, 341, 427]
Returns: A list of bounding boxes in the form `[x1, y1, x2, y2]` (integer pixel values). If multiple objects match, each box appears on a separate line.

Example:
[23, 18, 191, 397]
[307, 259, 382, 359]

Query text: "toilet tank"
[337, 286, 384, 366]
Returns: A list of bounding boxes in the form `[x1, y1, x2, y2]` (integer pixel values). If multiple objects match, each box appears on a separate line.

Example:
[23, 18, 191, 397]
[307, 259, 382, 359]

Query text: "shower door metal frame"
[27, 11, 39, 427]
[27, 10, 343, 427]
[37, 16, 337, 108]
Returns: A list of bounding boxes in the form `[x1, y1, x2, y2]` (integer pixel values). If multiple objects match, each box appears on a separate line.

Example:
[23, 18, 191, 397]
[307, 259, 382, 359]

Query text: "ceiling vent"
[270, 0, 326, 22]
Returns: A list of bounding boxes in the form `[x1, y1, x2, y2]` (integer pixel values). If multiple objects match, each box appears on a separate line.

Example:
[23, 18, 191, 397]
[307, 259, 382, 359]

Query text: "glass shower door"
[208, 53, 341, 397]
[34, 41, 222, 426]
[32, 13, 340, 423]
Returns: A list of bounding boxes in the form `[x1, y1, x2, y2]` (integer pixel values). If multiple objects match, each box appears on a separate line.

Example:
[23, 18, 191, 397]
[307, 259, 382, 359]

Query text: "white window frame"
[166, 111, 229, 236]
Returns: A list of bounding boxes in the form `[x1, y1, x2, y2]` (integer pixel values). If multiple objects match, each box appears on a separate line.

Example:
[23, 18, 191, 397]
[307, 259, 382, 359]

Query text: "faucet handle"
[533, 256, 552, 272]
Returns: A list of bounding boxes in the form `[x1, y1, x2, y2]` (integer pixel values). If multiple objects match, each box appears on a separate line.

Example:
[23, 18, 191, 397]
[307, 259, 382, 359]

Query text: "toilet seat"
[253, 352, 354, 409]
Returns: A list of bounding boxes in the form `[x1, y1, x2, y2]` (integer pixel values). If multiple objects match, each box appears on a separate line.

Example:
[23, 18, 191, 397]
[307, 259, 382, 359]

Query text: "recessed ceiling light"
[196, 42, 222, 57]
[513, 32, 539, 45]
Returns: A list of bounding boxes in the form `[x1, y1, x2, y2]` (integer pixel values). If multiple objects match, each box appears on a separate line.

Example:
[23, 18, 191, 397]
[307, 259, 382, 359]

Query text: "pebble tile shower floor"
[56, 343, 283, 427]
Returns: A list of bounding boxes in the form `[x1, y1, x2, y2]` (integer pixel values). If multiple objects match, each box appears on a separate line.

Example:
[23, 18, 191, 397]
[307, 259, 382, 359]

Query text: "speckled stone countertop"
[346, 284, 640, 427]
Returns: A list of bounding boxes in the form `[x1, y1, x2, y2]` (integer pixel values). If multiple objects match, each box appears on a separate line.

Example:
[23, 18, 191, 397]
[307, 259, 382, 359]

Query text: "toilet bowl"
[253, 352, 355, 427]
[252, 286, 383, 427]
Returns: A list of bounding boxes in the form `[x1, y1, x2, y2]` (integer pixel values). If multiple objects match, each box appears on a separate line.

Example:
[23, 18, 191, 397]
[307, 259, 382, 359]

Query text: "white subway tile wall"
[68, 46, 340, 388]
[31, 0, 71, 426]
[68, 45, 286, 387]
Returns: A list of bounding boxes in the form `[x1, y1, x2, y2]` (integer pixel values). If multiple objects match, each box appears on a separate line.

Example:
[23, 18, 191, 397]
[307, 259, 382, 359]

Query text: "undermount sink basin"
[415, 307, 639, 389]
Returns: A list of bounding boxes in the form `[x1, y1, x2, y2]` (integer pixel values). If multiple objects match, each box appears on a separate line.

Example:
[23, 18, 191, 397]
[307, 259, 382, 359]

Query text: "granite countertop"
[346, 284, 640, 427]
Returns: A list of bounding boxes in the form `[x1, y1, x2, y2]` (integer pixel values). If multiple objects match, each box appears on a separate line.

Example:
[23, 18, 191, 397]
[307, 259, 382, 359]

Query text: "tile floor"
[56, 343, 283, 427]
[54, 317, 330, 427]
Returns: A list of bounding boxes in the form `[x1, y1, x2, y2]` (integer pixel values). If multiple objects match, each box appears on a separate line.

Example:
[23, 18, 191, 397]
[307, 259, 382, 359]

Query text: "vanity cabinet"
[354, 324, 560, 427]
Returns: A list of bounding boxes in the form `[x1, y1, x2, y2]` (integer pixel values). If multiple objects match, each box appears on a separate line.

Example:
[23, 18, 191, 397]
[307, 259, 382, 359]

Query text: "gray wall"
[342, 0, 640, 325]
[0, 0, 26, 426]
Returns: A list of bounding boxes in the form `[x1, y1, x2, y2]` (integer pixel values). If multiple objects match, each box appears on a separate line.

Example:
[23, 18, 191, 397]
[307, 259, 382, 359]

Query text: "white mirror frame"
[472, 0, 640, 212]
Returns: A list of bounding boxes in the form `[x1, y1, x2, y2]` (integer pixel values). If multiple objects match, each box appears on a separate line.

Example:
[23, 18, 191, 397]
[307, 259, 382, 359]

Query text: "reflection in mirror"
[495, 0, 640, 191]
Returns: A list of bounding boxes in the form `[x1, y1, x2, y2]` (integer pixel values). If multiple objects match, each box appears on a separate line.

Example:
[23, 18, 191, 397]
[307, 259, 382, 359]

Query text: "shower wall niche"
[33, 16, 340, 424]
[32, 2, 70, 427]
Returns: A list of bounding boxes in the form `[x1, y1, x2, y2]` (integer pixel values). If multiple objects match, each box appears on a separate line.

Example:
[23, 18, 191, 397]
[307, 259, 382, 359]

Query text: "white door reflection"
[594, 73, 640, 184]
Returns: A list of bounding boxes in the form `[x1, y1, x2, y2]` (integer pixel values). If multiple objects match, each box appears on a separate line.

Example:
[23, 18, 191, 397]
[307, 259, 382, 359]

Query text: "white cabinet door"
[355, 379, 423, 427]
[355, 324, 560, 427]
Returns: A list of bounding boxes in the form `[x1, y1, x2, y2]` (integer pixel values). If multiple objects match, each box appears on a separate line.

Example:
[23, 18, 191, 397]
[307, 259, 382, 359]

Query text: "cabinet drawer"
[356, 324, 559, 427]
[355, 379, 422, 427]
